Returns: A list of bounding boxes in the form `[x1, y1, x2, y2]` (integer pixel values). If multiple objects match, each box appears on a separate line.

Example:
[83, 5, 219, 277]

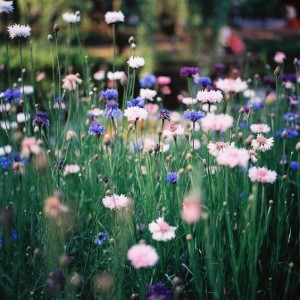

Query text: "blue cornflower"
[283, 112, 298, 122]
[239, 122, 248, 129]
[290, 161, 300, 171]
[94, 232, 109, 245]
[0, 153, 28, 171]
[252, 102, 264, 111]
[0, 229, 18, 248]
[87, 112, 95, 122]
[159, 108, 170, 121]
[184, 110, 205, 123]
[100, 88, 118, 100]
[197, 76, 212, 86]
[0, 156, 11, 171]
[146, 282, 173, 300]
[103, 101, 122, 118]
[276, 128, 299, 138]
[126, 97, 145, 108]
[32, 111, 50, 127]
[167, 172, 179, 184]
[88, 121, 106, 138]
[2, 88, 21, 102]
[139, 74, 156, 88]
[180, 67, 199, 77]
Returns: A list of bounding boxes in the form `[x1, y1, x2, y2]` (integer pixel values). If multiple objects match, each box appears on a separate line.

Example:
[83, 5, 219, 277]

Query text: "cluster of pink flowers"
[196, 90, 223, 104]
[248, 167, 277, 184]
[201, 113, 233, 132]
[216, 146, 250, 168]
[215, 77, 248, 94]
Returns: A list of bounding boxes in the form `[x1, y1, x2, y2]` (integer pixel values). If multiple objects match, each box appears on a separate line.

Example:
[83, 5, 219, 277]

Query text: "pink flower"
[207, 141, 229, 157]
[62, 74, 83, 91]
[148, 217, 177, 241]
[145, 103, 159, 115]
[21, 137, 41, 158]
[157, 76, 171, 85]
[248, 167, 277, 183]
[201, 113, 233, 132]
[161, 85, 171, 95]
[181, 195, 202, 224]
[251, 134, 274, 152]
[102, 194, 131, 210]
[196, 90, 223, 104]
[64, 164, 80, 176]
[127, 244, 159, 268]
[215, 77, 248, 93]
[250, 123, 271, 133]
[274, 52, 286, 64]
[163, 123, 185, 141]
[216, 146, 250, 168]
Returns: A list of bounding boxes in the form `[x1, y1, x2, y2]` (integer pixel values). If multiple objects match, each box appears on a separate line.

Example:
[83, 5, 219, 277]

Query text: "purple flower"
[32, 111, 49, 127]
[2, 88, 21, 102]
[146, 282, 173, 300]
[214, 63, 226, 72]
[180, 67, 199, 77]
[276, 128, 299, 138]
[283, 112, 298, 122]
[100, 88, 118, 100]
[197, 76, 211, 86]
[290, 161, 300, 171]
[94, 232, 109, 245]
[184, 110, 205, 123]
[88, 121, 106, 138]
[126, 97, 145, 108]
[103, 101, 122, 118]
[167, 172, 179, 184]
[139, 74, 156, 88]
[45, 268, 66, 293]
[159, 108, 170, 121]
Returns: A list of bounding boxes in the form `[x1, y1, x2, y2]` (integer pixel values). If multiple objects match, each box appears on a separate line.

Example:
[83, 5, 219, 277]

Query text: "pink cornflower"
[274, 52, 286, 64]
[145, 103, 159, 115]
[163, 123, 185, 141]
[251, 134, 274, 152]
[215, 77, 248, 93]
[127, 244, 159, 269]
[157, 76, 171, 85]
[201, 113, 233, 132]
[102, 194, 131, 210]
[148, 217, 177, 241]
[181, 195, 202, 224]
[21, 137, 41, 158]
[216, 146, 250, 168]
[62, 74, 83, 91]
[207, 141, 229, 157]
[248, 167, 277, 183]
[250, 123, 271, 134]
[63, 164, 80, 176]
[196, 90, 223, 104]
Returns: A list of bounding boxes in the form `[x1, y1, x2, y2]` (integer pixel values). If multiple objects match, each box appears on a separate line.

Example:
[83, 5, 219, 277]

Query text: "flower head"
[251, 134, 274, 152]
[127, 56, 145, 69]
[107, 71, 124, 81]
[163, 124, 185, 141]
[104, 11, 125, 24]
[100, 88, 118, 100]
[146, 282, 173, 300]
[207, 141, 229, 157]
[196, 90, 223, 104]
[0, 1, 13, 14]
[250, 123, 271, 134]
[21, 137, 41, 158]
[180, 67, 199, 77]
[102, 194, 131, 210]
[139, 74, 156, 88]
[157, 76, 171, 85]
[62, 12, 80, 24]
[7, 24, 31, 39]
[88, 121, 106, 138]
[215, 77, 248, 93]
[196, 76, 211, 86]
[159, 108, 170, 121]
[124, 107, 148, 122]
[62, 74, 82, 91]
[94, 232, 109, 246]
[216, 146, 250, 168]
[103, 101, 122, 118]
[44, 196, 69, 218]
[167, 172, 179, 184]
[283, 112, 298, 122]
[140, 88, 157, 101]
[2, 88, 21, 102]
[32, 111, 50, 128]
[184, 110, 205, 123]
[274, 51, 286, 64]
[248, 167, 277, 183]
[127, 97, 145, 108]
[181, 195, 202, 224]
[201, 113, 233, 132]
[63, 164, 80, 176]
[148, 218, 177, 241]
[127, 244, 159, 269]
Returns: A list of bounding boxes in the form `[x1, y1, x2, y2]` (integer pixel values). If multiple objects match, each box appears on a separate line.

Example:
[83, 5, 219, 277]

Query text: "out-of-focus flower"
[274, 52, 286, 64]
[53, 97, 66, 110]
[276, 128, 298, 138]
[196, 76, 212, 86]
[207, 141, 229, 157]
[184, 110, 205, 123]
[163, 124, 184, 140]
[145, 103, 159, 115]
[104, 11, 124, 24]
[250, 124, 271, 133]
[0, 1, 14, 13]
[2, 88, 21, 101]
[127, 56, 145, 69]
[66, 130, 76, 141]
[182, 97, 197, 106]
[94, 232, 109, 245]
[93, 70, 105, 81]
[17, 112, 30, 123]
[88, 121, 106, 138]
[63, 164, 80, 176]
[196, 90, 223, 104]
[140, 88, 157, 101]
[0, 145, 12, 156]
[100, 88, 118, 100]
[139, 74, 156, 88]
[251, 134, 274, 152]
[32, 111, 49, 128]
[124, 107, 148, 122]
[21, 85, 34, 95]
[62, 74, 82, 91]
[44, 196, 69, 218]
[248, 167, 277, 183]
[21, 137, 41, 158]
[146, 282, 174, 300]
[157, 76, 171, 85]
[181, 194, 201, 224]
[149, 217, 177, 241]
[215, 77, 247, 93]
[283, 112, 298, 122]
[166, 172, 179, 184]
[159, 108, 170, 121]
[103, 101, 122, 118]
[45, 268, 66, 293]
[127, 97, 145, 108]
[216, 146, 250, 168]
[7, 24, 31, 39]
[62, 12, 80, 24]
[180, 67, 199, 77]
[201, 113, 233, 132]
[127, 244, 159, 269]
[102, 194, 131, 210]
[290, 161, 300, 170]
[107, 71, 124, 81]
[36, 71, 46, 82]
[202, 103, 217, 112]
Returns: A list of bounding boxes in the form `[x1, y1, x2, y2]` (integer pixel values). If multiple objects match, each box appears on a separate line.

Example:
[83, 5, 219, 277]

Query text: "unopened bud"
[53, 24, 60, 33]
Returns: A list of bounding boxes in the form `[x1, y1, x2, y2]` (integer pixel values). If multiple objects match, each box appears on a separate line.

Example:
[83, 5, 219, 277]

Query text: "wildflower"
[2, 88, 21, 101]
[44, 196, 69, 218]
[290, 161, 300, 170]
[17, 112, 30, 123]
[100, 88, 118, 100]
[104, 11, 125, 24]
[0, 0, 13, 13]
[0, 229, 17, 249]
[184, 110, 205, 123]
[63, 164, 80, 176]
[21, 137, 41, 158]
[32, 111, 49, 128]
[283, 112, 298, 122]
[93, 70, 105, 81]
[127, 56, 145, 69]
[196, 76, 212, 86]
[139, 74, 156, 88]
[21, 85, 34, 95]
[126, 97, 145, 108]
[62, 12, 80, 23]
[0, 145, 11, 156]
[181, 195, 202, 224]
[124, 107, 148, 122]
[7, 24, 31, 39]
[102, 194, 131, 210]
[250, 123, 271, 134]
[251, 134, 274, 152]
[45, 268, 66, 293]
[180, 67, 199, 77]
[62, 74, 82, 91]
[167, 172, 179, 184]
[88, 121, 106, 138]
[163, 124, 185, 140]
[148, 217, 177, 241]
[276, 128, 298, 138]
[94, 232, 109, 245]
[145, 103, 159, 115]
[103, 101, 122, 118]
[146, 282, 174, 300]
[207, 141, 229, 157]
[201, 113, 233, 132]
[274, 51, 286, 64]
[215, 77, 248, 93]
[216, 146, 250, 168]
[182, 97, 197, 106]
[140, 88, 157, 101]
[107, 71, 124, 81]
[127, 244, 159, 269]
[159, 109, 170, 121]
[157, 76, 171, 85]
[66, 130, 76, 141]
[196, 90, 223, 104]
[202, 103, 217, 112]
[53, 97, 66, 110]
[248, 167, 277, 183]
[214, 63, 226, 72]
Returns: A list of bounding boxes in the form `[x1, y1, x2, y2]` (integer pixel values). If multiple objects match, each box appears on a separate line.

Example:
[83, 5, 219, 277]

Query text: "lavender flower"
[159, 108, 171, 121]
[139, 74, 156, 88]
[184, 110, 205, 123]
[146, 282, 173, 300]
[214, 63, 226, 72]
[88, 121, 106, 138]
[283, 112, 298, 122]
[126, 97, 145, 108]
[94, 232, 109, 245]
[100, 88, 118, 100]
[276, 128, 299, 138]
[167, 172, 179, 184]
[2, 88, 21, 101]
[103, 101, 122, 118]
[32, 111, 50, 127]
[180, 67, 199, 77]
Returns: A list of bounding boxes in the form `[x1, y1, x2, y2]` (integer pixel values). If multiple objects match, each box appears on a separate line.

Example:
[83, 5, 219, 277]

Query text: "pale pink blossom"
[64, 164, 80, 176]
[201, 103, 217, 112]
[145, 103, 159, 115]
[140, 88, 157, 101]
[124, 107, 148, 121]
[196, 90, 223, 104]
[216, 146, 250, 168]
[127, 244, 159, 268]
[21, 137, 41, 158]
[157, 76, 171, 85]
[250, 123, 271, 134]
[215, 77, 248, 93]
[274, 52, 286, 64]
[148, 217, 177, 241]
[201, 113, 233, 132]
[102, 194, 131, 210]
[170, 112, 181, 122]
[251, 134, 274, 152]
[182, 97, 197, 106]
[62, 74, 82, 91]
[93, 70, 105, 81]
[190, 139, 201, 149]
[0, 103, 11, 112]
[163, 123, 185, 141]
[181, 195, 202, 224]
[248, 166, 277, 183]
[161, 85, 171, 95]
[207, 141, 229, 157]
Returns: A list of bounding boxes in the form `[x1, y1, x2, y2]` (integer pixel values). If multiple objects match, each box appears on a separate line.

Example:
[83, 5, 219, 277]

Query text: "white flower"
[201, 103, 217, 112]
[182, 97, 197, 105]
[0, 121, 17, 130]
[163, 124, 185, 141]
[0, 145, 12, 156]
[62, 12, 81, 24]
[196, 90, 223, 104]
[62, 74, 82, 91]
[124, 107, 148, 121]
[215, 77, 248, 93]
[102, 194, 131, 210]
[207, 141, 229, 157]
[93, 70, 105, 81]
[127, 56, 145, 69]
[107, 71, 124, 81]
[140, 88, 157, 101]
[63, 164, 80, 176]
[7, 24, 31, 39]
[149, 217, 177, 241]
[251, 134, 274, 152]
[17, 112, 30, 123]
[104, 11, 125, 24]
[250, 124, 271, 134]
[21, 85, 34, 95]
[0, 0, 13, 13]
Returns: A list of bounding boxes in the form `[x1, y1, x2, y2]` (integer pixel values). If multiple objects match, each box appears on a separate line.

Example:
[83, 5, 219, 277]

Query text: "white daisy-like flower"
[127, 56, 145, 69]
[163, 124, 185, 141]
[207, 141, 229, 157]
[7, 24, 31, 39]
[251, 134, 274, 152]
[243, 89, 255, 98]
[170, 112, 182, 123]
[107, 71, 124, 81]
[0, 145, 12, 156]
[21, 85, 34, 95]
[0, 0, 13, 13]
[93, 70, 105, 81]
[102, 194, 131, 210]
[124, 106, 148, 122]
[250, 123, 271, 134]
[62, 12, 81, 24]
[148, 217, 177, 242]
[140, 88, 157, 101]
[215, 77, 248, 93]
[104, 11, 125, 24]
[196, 90, 223, 104]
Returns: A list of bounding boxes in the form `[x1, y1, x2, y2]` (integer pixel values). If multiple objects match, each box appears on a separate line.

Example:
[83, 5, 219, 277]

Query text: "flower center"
[158, 221, 170, 232]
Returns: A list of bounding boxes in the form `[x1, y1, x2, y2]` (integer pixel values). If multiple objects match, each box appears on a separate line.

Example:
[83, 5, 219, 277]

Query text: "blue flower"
[159, 108, 170, 121]
[283, 112, 298, 122]
[126, 97, 145, 108]
[0, 153, 28, 171]
[167, 172, 179, 184]
[87, 112, 95, 122]
[139, 74, 156, 88]
[290, 161, 300, 171]
[32, 111, 50, 127]
[100, 88, 118, 100]
[0, 229, 18, 248]
[180, 67, 199, 77]
[94, 232, 109, 245]
[197, 76, 211, 86]
[146, 282, 173, 300]
[103, 101, 122, 118]
[184, 110, 205, 123]
[88, 121, 106, 138]
[276, 128, 299, 138]
[2, 88, 21, 101]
